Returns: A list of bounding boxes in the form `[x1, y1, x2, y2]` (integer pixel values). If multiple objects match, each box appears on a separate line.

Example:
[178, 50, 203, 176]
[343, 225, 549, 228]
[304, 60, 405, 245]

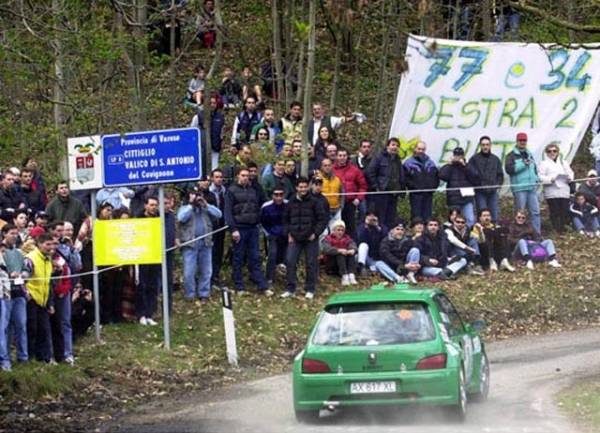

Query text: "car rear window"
[312, 302, 435, 346]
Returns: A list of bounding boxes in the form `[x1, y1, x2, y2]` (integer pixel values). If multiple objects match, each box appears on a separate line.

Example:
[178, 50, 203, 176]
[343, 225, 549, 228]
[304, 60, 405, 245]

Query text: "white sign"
[390, 36, 600, 165]
[67, 135, 103, 190]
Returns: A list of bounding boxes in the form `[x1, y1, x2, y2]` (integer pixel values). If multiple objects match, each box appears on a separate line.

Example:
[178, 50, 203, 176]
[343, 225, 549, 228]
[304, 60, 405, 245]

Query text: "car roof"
[325, 284, 445, 307]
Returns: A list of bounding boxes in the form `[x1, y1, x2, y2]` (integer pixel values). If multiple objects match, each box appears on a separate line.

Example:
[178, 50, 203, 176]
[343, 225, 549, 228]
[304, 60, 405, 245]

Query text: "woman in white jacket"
[538, 142, 574, 233]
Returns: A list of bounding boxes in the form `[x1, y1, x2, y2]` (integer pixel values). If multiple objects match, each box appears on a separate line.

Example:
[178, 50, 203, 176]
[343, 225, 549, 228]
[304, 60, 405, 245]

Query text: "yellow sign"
[93, 218, 163, 265]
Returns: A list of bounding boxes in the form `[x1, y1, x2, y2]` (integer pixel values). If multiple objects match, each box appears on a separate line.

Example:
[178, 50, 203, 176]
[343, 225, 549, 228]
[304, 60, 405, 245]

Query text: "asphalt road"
[112, 327, 600, 433]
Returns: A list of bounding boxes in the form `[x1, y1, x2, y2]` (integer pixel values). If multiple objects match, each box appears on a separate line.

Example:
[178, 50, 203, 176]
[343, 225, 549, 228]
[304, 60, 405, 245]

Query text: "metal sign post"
[221, 290, 238, 366]
[159, 186, 171, 351]
[91, 191, 101, 343]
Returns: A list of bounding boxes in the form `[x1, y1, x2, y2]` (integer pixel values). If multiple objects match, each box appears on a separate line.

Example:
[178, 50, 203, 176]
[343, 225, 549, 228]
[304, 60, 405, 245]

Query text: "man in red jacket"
[333, 147, 367, 239]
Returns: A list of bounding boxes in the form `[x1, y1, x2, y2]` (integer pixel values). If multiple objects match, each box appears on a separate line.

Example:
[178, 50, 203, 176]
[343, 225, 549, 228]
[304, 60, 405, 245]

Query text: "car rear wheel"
[472, 351, 490, 402]
[445, 368, 467, 422]
[295, 409, 320, 424]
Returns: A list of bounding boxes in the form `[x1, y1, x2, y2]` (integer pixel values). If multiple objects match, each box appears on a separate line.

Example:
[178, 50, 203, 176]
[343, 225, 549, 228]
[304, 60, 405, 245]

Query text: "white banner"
[390, 36, 600, 165]
[67, 135, 103, 191]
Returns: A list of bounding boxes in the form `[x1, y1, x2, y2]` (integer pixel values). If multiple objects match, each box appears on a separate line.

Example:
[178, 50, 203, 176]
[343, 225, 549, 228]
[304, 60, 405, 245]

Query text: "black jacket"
[438, 161, 480, 206]
[416, 231, 449, 267]
[379, 234, 415, 271]
[224, 183, 261, 230]
[365, 150, 405, 192]
[283, 193, 328, 242]
[468, 152, 503, 193]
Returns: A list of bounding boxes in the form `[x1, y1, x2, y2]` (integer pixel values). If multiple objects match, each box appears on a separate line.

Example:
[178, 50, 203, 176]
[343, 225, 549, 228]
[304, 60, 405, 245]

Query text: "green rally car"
[292, 284, 490, 423]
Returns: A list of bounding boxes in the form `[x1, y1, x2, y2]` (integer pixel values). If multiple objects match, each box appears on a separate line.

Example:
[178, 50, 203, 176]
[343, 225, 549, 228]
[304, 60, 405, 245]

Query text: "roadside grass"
[559, 377, 600, 433]
[1, 233, 600, 432]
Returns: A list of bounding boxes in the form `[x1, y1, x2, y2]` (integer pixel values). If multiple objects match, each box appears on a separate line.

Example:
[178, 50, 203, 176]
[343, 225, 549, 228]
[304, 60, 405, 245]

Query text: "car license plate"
[350, 381, 396, 394]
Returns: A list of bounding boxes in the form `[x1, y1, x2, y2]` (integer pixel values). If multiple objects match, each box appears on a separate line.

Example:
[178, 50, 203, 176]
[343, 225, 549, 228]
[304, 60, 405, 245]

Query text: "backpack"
[526, 241, 548, 262]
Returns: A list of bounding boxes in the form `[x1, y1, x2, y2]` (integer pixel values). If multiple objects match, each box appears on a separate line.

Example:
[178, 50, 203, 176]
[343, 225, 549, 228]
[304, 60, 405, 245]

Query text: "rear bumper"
[293, 369, 459, 411]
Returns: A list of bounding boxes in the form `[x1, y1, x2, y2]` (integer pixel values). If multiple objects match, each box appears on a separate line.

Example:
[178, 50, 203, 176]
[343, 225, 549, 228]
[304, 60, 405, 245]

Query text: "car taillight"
[416, 354, 447, 370]
[302, 358, 331, 373]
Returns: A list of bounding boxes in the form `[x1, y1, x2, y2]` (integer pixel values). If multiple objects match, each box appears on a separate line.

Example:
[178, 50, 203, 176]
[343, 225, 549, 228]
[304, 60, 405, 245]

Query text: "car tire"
[471, 351, 490, 402]
[445, 368, 467, 422]
[295, 409, 320, 424]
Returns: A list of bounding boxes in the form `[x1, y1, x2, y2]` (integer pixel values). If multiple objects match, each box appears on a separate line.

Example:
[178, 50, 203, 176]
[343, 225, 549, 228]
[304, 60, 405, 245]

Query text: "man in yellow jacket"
[315, 158, 343, 223]
[24, 232, 56, 363]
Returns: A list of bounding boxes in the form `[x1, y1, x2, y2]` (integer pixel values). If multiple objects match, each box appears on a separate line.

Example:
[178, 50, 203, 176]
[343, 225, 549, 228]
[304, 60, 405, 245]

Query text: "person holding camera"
[177, 185, 222, 304]
[505, 132, 542, 235]
[439, 147, 480, 227]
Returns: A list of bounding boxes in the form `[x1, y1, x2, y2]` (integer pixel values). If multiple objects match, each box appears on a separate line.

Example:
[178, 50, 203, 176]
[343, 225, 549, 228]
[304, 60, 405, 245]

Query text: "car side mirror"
[471, 319, 486, 332]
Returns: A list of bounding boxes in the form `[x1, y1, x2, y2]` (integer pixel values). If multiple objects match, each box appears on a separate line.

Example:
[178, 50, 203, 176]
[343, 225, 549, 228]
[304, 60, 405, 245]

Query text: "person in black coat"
[469, 136, 504, 222]
[281, 177, 328, 299]
[438, 147, 480, 227]
[190, 94, 225, 172]
[365, 138, 406, 230]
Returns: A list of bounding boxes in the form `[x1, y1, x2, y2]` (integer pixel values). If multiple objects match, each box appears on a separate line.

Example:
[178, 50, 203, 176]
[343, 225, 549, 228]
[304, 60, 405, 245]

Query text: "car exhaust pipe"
[324, 401, 340, 412]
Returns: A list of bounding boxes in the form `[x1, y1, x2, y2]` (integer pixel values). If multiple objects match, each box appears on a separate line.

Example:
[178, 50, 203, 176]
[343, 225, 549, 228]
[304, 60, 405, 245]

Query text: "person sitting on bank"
[508, 209, 561, 270]
[321, 220, 357, 286]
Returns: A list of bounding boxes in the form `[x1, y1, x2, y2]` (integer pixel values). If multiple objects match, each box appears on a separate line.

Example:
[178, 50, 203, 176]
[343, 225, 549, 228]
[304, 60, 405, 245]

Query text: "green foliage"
[0, 362, 84, 400]
[559, 377, 600, 431]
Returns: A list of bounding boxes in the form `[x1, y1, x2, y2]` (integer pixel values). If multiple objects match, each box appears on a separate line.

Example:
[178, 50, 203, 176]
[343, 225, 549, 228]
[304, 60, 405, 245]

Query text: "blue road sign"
[102, 128, 201, 187]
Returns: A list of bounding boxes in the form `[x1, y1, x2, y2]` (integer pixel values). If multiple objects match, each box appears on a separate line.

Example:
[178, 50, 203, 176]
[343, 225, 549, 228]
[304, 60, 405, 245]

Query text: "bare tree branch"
[509, 1, 600, 33]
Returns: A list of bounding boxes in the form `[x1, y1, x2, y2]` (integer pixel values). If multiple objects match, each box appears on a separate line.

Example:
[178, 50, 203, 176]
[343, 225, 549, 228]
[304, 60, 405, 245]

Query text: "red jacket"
[333, 162, 368, 203]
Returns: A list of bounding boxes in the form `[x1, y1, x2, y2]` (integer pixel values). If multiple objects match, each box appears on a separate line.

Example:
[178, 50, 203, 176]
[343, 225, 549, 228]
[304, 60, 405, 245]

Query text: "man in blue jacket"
[260, 186, 288, 287]
[403, 141, 439, 221]
[504, 132, 541, 234]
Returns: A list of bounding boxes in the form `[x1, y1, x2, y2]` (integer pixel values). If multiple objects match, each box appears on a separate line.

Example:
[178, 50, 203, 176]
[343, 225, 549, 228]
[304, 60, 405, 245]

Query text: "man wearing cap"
[578, 169, 600, 208]
[505, 132, 541, 234]
[376, 220, 421, 284]
[260, 186, 289, 287]
[439, 147, 480, 227]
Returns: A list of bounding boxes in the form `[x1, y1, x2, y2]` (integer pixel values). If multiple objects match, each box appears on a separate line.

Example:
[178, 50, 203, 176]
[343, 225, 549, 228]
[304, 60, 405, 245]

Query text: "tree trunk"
[374, 6, 390, 146]
[131, 0, 147, 130]
[284, 0, 295, 109]
[169, 0, 177, 126]
[203, 0, 224, 176]
[481, 0, 492, 40]
[52, 0, 67, 177]
[330, 40, 341, 111]
[272, 0, 285, 113]
[295, 35, 305, 101]
[300, 0, 316, 177]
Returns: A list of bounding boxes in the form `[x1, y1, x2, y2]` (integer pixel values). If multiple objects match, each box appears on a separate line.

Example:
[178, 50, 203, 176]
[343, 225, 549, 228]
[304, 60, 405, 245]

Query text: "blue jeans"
[232, 226, 267, 291]
[55, 293, 73, 360]
[409, 192, 434, 222]
[374, 247, 421, 282]
[422, 257, 467, 277]
[513, 190, 541, 235]
[475, 190, 500, 222]
[286, 238, 319, 293]
[460, 202, 475, 228]
[266, 235, 287, 281]
[515, 239, 556, 258]
[573, 216, 600, 232]
[182, 245, 213, 299]
[0, 298, 11, 369]
[9, 297, 28, 362]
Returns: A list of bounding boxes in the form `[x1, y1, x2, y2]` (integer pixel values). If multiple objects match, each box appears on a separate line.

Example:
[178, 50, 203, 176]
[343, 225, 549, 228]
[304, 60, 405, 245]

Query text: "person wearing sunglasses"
[508, 209, 561, 270]
[538, 142, 574, 234]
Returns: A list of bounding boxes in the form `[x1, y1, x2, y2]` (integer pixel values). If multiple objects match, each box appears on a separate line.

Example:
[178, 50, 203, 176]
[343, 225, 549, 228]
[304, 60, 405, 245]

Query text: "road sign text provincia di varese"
[102, 127, 201, 187]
